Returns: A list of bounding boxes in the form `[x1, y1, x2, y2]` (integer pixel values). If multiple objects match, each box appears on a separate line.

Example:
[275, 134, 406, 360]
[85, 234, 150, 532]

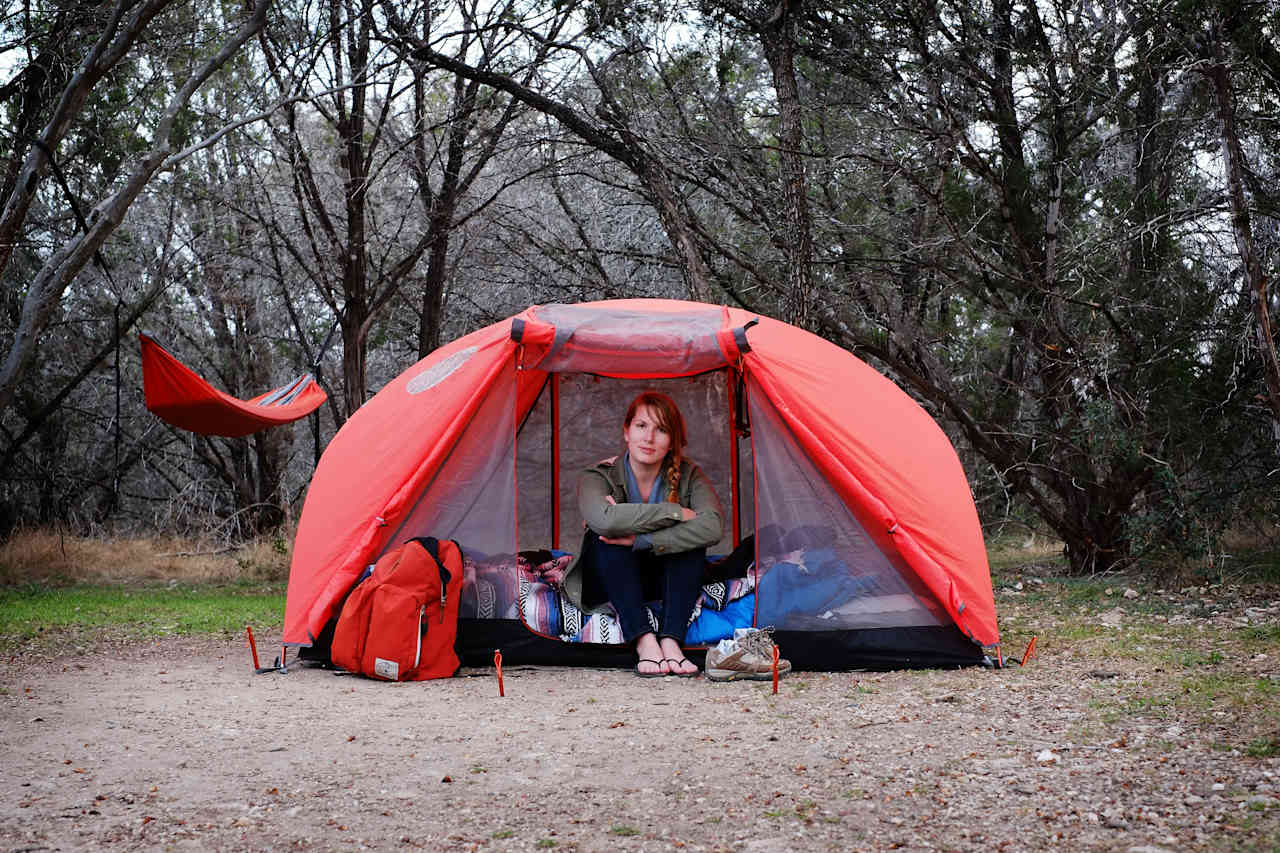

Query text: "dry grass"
[985, 532, 1066, 576]
[0, 527, 292, 586]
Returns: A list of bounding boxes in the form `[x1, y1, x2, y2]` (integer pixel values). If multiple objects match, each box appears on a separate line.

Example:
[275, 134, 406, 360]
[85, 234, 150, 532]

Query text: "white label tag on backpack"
[373, 658, 399, 680]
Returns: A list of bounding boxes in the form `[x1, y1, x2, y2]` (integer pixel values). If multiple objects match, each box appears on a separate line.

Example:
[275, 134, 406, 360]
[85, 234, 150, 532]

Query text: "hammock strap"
[312, 306, 346, 372]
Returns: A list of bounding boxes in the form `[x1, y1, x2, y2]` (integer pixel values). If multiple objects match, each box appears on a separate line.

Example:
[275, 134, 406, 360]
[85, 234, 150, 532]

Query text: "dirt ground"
[2, 600, 1279, 852]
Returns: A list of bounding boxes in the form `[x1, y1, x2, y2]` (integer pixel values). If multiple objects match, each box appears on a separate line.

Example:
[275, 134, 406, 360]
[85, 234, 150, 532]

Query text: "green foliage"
[1245, 738, 1280, 759]
[1105, 671, 1280, 750]
[1241, 624, 1280, 645]
[5, 0, 1279, 572]
[1178, 649, 1225, 668]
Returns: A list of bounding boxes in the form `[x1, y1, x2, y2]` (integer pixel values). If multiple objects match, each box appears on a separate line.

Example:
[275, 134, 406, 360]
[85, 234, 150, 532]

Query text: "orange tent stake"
[1021, 636, 1038, 666]
[771, 645, 780, 694]
[494, 649, 504, 697]
[246, 626, 261, 670]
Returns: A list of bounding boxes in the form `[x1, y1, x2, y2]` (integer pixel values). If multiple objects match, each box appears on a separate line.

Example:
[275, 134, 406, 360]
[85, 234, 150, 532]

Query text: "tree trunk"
[418, 220, 451, 359]
[1208, 31, 1280, 435]
[759, 2, 815, 326]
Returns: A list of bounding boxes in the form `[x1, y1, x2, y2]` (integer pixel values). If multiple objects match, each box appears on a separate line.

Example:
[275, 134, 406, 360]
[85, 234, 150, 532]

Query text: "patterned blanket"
[459, 551, 757, 645]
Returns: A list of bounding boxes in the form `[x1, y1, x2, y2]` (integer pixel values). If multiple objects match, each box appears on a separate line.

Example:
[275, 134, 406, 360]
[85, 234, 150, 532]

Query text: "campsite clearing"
[2, 567, 1278, 851]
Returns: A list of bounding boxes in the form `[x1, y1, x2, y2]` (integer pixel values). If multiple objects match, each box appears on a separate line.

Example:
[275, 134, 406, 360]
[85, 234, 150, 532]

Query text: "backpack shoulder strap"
[411, 536, 441, 562]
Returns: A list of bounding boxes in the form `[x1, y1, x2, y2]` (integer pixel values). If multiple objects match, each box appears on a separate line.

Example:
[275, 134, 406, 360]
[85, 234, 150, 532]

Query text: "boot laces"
[738, 626, 777, 659]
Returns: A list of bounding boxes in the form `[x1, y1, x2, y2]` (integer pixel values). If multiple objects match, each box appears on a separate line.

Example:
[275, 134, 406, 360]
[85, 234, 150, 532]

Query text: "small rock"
[1036, 749, 1059, 764]
[1123, 588, 1140, 599]
[1211, 782, 1225, 791]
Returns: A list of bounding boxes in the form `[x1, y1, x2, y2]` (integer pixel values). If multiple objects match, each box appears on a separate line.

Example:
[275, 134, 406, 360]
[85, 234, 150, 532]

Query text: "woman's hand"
[600, 496, 636, 545]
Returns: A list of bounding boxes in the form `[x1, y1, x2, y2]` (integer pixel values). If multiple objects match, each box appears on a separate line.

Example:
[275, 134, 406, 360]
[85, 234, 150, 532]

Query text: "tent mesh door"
[747, 377, 948, 631]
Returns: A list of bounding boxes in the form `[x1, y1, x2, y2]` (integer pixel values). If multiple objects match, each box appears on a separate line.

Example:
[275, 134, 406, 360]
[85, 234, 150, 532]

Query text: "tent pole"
[727, 369, 741, 547]
[551, 373, 560, 550]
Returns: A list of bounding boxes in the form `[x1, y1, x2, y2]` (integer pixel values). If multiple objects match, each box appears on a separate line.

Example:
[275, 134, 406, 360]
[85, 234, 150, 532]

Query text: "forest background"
[1, 0, 1278, 579]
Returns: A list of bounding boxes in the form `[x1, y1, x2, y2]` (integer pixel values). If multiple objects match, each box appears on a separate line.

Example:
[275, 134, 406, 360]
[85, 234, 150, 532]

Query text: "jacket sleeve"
[577, 467, 684, 538]
[645, 464, 724, 555]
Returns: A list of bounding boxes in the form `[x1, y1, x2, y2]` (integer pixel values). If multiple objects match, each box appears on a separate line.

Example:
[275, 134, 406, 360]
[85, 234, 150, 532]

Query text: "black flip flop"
[664, 657, 698, 678]
[635, 658, 668, 678]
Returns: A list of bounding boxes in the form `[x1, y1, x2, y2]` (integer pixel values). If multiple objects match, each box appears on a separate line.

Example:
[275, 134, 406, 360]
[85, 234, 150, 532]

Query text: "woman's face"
[623, 404, 672, 467]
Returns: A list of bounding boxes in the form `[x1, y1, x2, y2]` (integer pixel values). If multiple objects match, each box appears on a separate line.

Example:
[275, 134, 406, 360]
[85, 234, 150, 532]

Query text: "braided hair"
[623, 391, 688, 503]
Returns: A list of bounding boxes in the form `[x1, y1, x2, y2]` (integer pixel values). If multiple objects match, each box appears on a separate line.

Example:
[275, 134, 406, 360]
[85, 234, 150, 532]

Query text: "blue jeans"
[580, 530, 706, 645]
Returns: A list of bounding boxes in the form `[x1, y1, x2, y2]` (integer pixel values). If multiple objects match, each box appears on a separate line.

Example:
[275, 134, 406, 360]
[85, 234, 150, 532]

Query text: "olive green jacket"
[562, 455, 724, 614]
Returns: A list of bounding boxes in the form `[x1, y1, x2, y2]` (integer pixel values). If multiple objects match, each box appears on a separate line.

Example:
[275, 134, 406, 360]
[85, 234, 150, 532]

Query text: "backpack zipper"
[414, 604, 425, 668]
[438, 561, 452, 623]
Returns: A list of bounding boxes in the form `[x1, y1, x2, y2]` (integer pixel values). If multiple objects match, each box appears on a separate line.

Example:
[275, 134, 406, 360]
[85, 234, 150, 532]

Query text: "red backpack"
[330, 537, 464, 681]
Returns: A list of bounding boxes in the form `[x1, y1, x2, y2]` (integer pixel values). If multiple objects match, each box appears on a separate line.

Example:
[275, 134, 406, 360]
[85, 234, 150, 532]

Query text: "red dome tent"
[284, 300, 999, 670]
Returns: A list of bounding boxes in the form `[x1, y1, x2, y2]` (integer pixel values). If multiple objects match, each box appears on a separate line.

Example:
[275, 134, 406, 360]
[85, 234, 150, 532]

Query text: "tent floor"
[457, 619, 986, 671]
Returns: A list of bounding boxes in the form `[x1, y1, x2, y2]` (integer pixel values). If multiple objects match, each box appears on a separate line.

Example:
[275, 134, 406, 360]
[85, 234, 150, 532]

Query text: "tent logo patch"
[407, 347, 478, 395]
[373, 658, 399, 679]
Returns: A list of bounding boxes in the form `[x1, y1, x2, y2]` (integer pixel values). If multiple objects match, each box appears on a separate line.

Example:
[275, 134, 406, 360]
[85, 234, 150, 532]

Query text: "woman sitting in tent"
[560, 392, 724, 677]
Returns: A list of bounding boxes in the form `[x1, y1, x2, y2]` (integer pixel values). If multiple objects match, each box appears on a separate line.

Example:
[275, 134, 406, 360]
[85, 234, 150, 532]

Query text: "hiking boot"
[704, 627, 792, 682]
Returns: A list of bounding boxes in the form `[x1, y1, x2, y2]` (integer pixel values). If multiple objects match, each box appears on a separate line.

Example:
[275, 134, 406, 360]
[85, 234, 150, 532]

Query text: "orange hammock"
[140, 332, 326, 438]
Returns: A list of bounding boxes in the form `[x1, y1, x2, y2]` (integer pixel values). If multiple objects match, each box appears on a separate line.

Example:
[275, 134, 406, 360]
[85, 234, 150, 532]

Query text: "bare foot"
[635, 633, 668, 676]
[659, 637, 698, 676]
